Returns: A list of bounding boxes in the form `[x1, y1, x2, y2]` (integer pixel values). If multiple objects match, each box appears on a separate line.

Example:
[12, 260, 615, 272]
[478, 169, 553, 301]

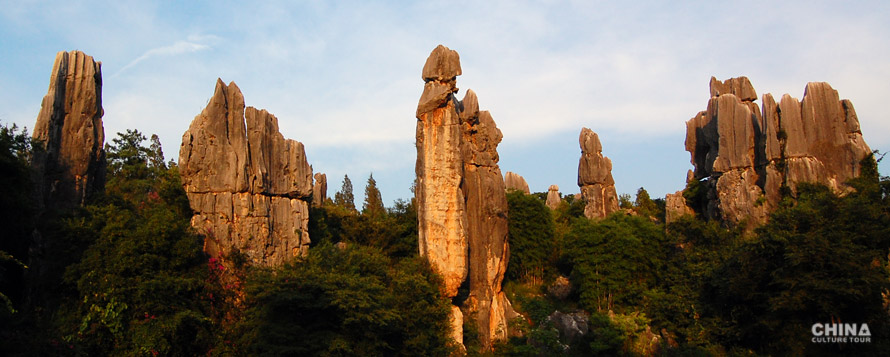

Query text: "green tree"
[506, 190, 556, 283]
[55, 131, 216, 355]
[633, 187, 658, 219]
[0, 124, 34, 320]
[334, 174, 356, 212]
[708, 167, 890, 355]
[362, 173, 385, 218]
[237, 243, 453, 355]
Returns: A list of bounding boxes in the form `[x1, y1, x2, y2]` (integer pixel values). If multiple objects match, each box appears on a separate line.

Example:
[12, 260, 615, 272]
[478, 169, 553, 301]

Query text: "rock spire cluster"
[577, 128, 618, 219]
[32, 50, 106, 210]
[415, 45, 513, 351]
[682, 76, 871, 225]
[179, 79, 313, 266]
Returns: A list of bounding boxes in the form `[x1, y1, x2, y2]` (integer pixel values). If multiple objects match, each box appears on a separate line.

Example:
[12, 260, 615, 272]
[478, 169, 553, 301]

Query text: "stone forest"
[1, 46, 889, 356]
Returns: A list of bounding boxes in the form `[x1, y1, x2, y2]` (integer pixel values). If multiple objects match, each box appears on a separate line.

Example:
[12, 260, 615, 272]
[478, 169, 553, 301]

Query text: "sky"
[2, 0, 889, 207]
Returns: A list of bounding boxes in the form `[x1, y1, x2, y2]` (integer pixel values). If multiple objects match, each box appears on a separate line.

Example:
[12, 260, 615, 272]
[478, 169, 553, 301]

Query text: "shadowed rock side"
[179, 79, 312, 266]
[415, 45, 512, 351]
[545, 185, 561, 210]
[682, 76, 871, 226]
[504, 171, 530, 194]
[32, 50, 106, 210]
[577, 128, 618, 219]
[312, 172, 327, 207]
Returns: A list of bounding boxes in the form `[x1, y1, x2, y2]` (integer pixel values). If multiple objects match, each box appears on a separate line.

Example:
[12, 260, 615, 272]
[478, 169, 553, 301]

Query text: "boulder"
[179, 79, 312, 266]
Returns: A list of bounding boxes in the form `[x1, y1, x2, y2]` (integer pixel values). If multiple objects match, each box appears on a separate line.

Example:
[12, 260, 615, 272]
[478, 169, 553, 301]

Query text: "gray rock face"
[545, 311, 589, 346]
[577, 128, 618, 219]
[179, 79, 312, 266]
[504, 171, 530, 194]
[545, 185, 561, 210]
[685, 76, 871, 226]
[32, 50, 106, 210]
[415, 45, 511, 352]
[312, 173, 327, 207]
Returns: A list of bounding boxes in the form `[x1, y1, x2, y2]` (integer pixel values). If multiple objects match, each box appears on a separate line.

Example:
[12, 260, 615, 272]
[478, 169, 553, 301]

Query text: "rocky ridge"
[681, 76, 871, 225]
[179, 79, 313, 266]
[577, 128, 619, 219]
[415, 45, 512, 351]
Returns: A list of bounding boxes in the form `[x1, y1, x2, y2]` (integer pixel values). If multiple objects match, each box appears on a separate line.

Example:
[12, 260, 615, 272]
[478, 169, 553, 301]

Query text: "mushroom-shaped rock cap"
[579, 127, 602, 154]
[422, 45, 462, 82]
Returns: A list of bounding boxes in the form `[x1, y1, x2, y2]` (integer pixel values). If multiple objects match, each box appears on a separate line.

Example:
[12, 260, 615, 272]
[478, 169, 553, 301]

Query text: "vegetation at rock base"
[2, 122, 889, 356]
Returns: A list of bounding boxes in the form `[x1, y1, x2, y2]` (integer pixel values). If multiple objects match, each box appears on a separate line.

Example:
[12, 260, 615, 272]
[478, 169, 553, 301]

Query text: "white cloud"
[113, 40, 213, 77]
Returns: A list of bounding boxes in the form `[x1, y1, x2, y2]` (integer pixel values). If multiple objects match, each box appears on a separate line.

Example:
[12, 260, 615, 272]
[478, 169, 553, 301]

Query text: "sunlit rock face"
[415, 44, 513, 352]
[545, 185, 561, 210]
[179, 79, 312, 266]
[32, 50, 106, 210]
[684, 76, 871, 226]
[504, 171, 530, 194]
[577, 127, 618, 219]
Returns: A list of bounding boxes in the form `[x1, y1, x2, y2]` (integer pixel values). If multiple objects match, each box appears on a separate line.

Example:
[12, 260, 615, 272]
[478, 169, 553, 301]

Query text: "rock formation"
[684, 76, 871, 226]
[545, 185, 561, 210]
[415, 45, 512, 351]
[577, 128, 618, 219]
[504, 171, 530, 194]
[312, 172, 327, 207]
[32, 50, 106, 210]
[664, 190, 694, 224]
[179, 79, 312, 266]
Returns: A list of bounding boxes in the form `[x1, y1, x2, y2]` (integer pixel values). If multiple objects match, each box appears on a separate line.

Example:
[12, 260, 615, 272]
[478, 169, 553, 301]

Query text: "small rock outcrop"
[545, 185, 561, 209]
[179, 79, 312, 266]
[32, 50, 106, 210]
[664, 190, 694, 224]
[684, 76, 871, 226]
[504, 171, 530, 194]
[312, 172, 327, 207]
[415, 45, 512, 351]
[577, 128, 618, 219]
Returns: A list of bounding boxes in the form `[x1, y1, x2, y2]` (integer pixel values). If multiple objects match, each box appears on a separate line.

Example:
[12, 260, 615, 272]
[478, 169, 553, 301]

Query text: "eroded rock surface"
[32, 50, 106, 210]
[665, 190, 694, 224]
[179, 79, 312, 266]
[684, 76, 871, 226]
[415, 45, 511, 351]
[312, 172, 327, 207]
[577, 128, 618, 219]
[504, 171, 530, 194]
[546, 185, 561, 210]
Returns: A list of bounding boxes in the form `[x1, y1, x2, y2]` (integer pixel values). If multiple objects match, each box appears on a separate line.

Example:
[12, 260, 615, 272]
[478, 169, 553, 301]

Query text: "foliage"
[334, 174, 356, 211]
[362, 173, 386, 218]
[309, 197, 418, 258]
[506, 190, 556, 283]
[0, 124, 34, 320]
[563, 214, 668, 313]
[237, 242, 454, 356]
[54, 131, 216, 355]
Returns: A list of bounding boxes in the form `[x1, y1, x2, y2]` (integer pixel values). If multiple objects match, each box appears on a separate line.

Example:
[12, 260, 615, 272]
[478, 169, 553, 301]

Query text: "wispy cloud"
[113, 37, 218, 78]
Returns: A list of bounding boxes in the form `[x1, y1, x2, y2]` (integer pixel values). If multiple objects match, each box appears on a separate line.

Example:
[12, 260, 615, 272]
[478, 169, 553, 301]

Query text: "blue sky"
[2, 1, 889, 207]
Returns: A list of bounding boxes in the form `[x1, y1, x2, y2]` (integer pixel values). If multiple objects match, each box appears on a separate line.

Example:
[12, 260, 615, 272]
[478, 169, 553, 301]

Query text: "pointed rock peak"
[422, 44, 462, 82]
[579, 127, 602, 154]
[504, 171, 530, 194]
[460, 89, 479, 120]
[709, 76, 757, 101]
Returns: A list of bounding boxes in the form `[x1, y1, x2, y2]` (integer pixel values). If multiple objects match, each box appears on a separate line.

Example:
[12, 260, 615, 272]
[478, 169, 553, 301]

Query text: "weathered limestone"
[415, 45, 512, 351]
[504, 171, 530, 194]
[545, 185, 561, 210]
[179, 79, 312, 266]
[312, 172, 327, 207]
[664, 190, 694, 224]
[684, 76, 871, 226]
[577, 128, 618, 219]
[32, 50, 106, 210]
